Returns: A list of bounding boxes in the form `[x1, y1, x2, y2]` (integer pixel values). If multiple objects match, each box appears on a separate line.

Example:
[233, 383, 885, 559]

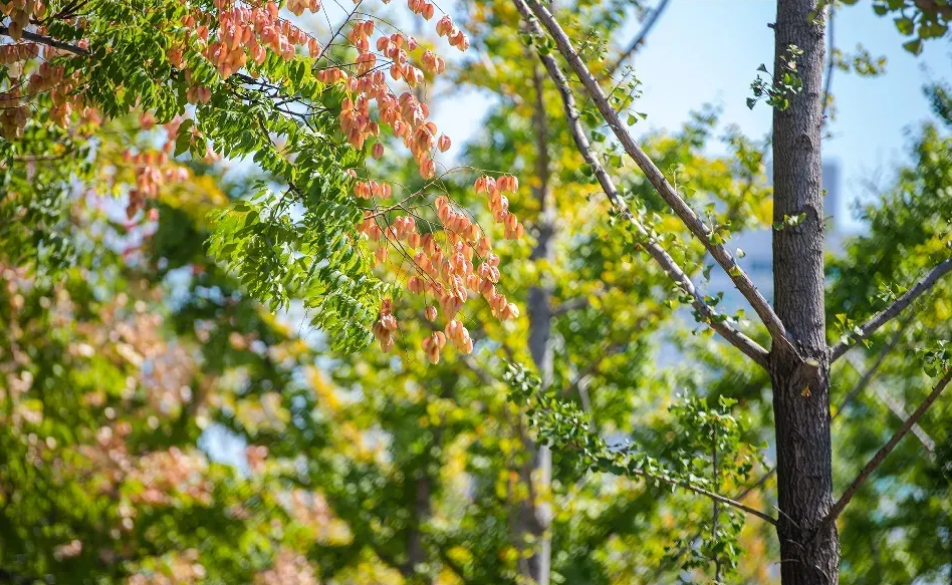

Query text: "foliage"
[3, 1, 952, 584]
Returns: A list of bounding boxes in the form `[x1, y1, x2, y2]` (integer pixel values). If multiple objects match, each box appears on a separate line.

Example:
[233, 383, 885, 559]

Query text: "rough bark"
[770, 1, 838, 583]
[520, 60, 555, 585]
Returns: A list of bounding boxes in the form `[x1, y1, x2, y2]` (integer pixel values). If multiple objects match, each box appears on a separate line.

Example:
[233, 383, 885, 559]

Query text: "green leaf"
[902, 38, 923, 55]
[894, 16, 915, 36]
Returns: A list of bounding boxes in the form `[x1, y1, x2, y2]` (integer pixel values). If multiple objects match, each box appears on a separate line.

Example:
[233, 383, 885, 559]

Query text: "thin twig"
[512, 0, 769, 368]
[833, 317, 910, 419]
[605, 0, 670, 77]
[830, 258, 952, 361]
[823, 369, 952, 527]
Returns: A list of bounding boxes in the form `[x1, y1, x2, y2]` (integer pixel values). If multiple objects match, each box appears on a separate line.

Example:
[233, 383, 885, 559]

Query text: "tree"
[509, 0, 951, 583]
[0, 133, 343, 584]
[3, 1, 952, 584]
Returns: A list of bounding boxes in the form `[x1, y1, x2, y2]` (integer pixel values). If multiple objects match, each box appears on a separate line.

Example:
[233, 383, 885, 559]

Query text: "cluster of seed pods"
[317, 3, 468, 182]
[0, 42, 37, 65]
[0, 6, 82, 140]
[0, 0, 45, 41]
[476, 174, 525, 239]
[326, 17, 454, 182]
[122, 150, 190, 219]
[360, 175, 523, 363]
[25, 61, 81, 127]
[172, 1, 322, 99]
[435, 15, 470, 51]
[0, 86, 29, 140]
[285, 0, 321, 16]
[371, 298, 398, 351]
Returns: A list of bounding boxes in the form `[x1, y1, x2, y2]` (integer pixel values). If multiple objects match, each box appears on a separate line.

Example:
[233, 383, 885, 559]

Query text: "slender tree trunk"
[770, 1, 838, 584]
[404, 399, 442, 584]
[405, 475, 430, 578]
[520, 60, 555, 585]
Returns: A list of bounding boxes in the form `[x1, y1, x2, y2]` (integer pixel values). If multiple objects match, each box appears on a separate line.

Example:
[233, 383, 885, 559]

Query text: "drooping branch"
[823, 369, 952, 526]
[605, 0, 670, 77]
[830, 258, 952, 362]
[512, 0, 769, 368]
[519, 0, 796, 358]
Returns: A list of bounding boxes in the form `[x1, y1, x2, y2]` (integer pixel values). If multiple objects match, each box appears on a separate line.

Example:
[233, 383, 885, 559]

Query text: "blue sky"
[432, 0, 952, 233]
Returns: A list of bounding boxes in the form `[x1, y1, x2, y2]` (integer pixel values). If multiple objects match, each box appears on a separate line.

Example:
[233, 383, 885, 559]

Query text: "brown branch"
[0, 26, 88, 56]
[519, 0, 795, 358]
[830, 258, 952, 362]
[605, 0, 670, 77]
[512, 0, 769, 369]
[913, 0, 952, 20]
[823, 368, 952, 526]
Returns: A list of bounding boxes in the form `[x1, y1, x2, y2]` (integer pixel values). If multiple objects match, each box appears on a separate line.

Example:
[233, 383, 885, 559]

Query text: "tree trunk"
[404, 475, 430, 578]
[770, 1, 838, 584]
[520, 60, 555, 585]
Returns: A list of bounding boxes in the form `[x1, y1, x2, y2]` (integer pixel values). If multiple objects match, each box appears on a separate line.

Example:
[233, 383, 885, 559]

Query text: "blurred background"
[2, 1, 952, 584]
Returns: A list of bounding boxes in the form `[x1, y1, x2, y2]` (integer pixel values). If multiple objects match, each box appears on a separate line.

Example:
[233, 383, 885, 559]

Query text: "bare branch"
[870, 381, 936, 454]
[0, 26, 88, 56]
[833, 318, 910, 419]
[830, 258, 952, 362]
[605, 0, 670, 77]
[519, 0, 795, 357]
[823, 369, 952, 526]
[512, 0, 769, 368]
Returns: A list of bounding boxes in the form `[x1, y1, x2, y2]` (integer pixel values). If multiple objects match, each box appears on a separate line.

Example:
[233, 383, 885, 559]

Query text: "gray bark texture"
[770, 1, 839, 583]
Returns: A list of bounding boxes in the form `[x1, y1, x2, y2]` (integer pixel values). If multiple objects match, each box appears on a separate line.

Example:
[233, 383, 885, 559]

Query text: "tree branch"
[519, 0, 795, 358]
[866, 369, 937, 454]
[0, 26, 88, 56]
[627, 466, 778, 526]
[833, 317, 910, 419]
[823, 368, 952, 527]
[512, 0, 769, 369]
[605, 0, 670, 77]
[830, 258, 952, 362]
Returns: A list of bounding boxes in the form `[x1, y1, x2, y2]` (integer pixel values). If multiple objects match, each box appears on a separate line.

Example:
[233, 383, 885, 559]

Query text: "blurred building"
[657, 161, 842, 365]
[702, 161, 842, 314]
